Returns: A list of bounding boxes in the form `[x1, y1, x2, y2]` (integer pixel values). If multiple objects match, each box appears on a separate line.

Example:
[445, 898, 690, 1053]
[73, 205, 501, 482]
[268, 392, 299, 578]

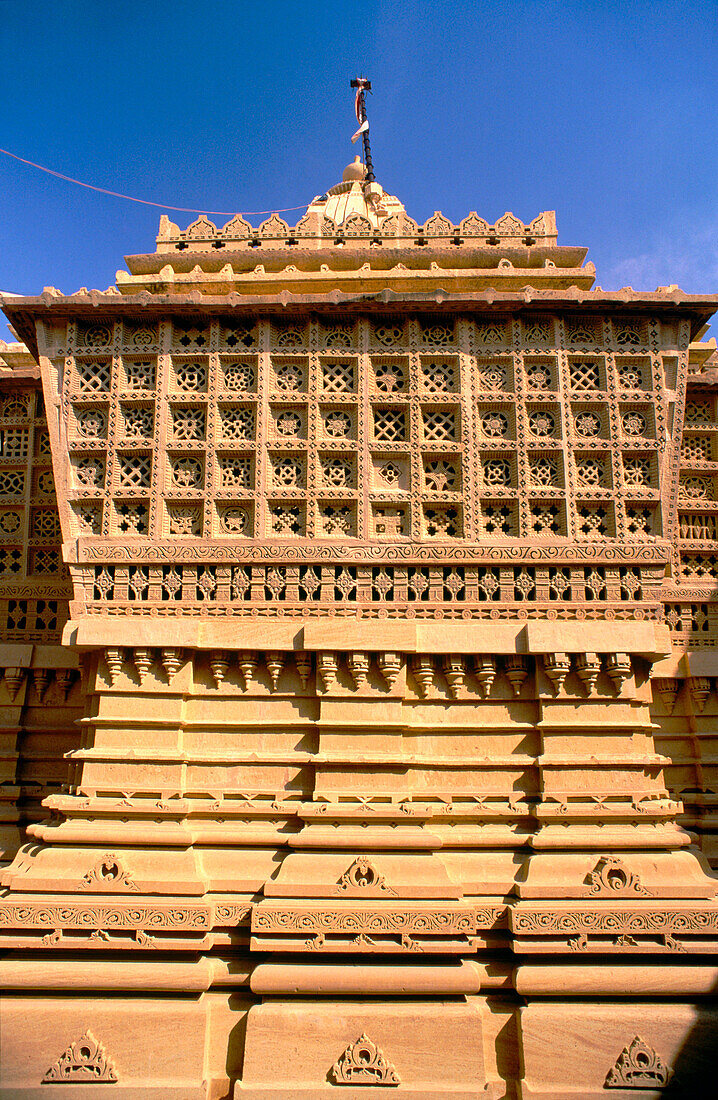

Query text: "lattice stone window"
[377, 460, 403, 488]
[371, 321, 404, 347]
[31, 508, 60, 539]
[407, 567, 430, 600]
[35, 430, 51, 457]
[481, 411, 509, 439]
[373, 505, 407, 537]
[573, 411, 602, 439]
[36, 470, 55, 496]
[322, 456, 355, 488]
[171, 407, 206, 441]
[271, 408, 304, 440]
[123, 359, 156, 390]
[272, 323, 306, 350]
[2, 427, 30, 457]
[31, 549, 60, 574]
[170, 455, 203, 489]
[424, 458, 459, 491]
[680, 554, 718, 580]
[577, 504, 610, 538]
[270, 503, 304, 537]
[621, 410, 647, 437]
[223, 322, 256, 349]
[221, 406, 255, 442]
[319, 503, 355, 537]
[424, 505, 461, 538]
[680, 476, 715, 501]
[173, 322, 210, 349]
[529, 456, 559, 487]
[525, 362, 554, 391]
[218, 505, 252, 536]
[685, 401, 713, 425]
[569, 360, 601, 392]
[523, 318, 553, 344]
[322, 323, 355, 349]
[566, 319, 598, 345]
[0, 471, 25, 496]
[614, 321, 644, 347]
[125, 324, 158, 351]
[174, 360, 207, 392]
[121, 406, 154, 441]
[76, 359, 111, 393]
[576, 456, 606, 487]
[0, 510, 22, 535]
[168, 504, 202, 536]
[75, 409, 106, 441]
[218, 455, 252, 489]
[623, 456, 652, 487]
[620, 568, 642, 600]
[0, 547, 22, 574]
[476, 321, 508, 345]
[272, 455, 304, 488]
[222, 361, 255, 393]
[477, 567, 501, 601]
[421, 360, 457, 392]
[79, 323, 112, 348]
[584, 567, 607, 599]
[298, 566, 321, 599]
[373, 408, 405, 442]
[478, 362, 509, 391]
[322, 360, 355, 393]
[527, 410, 557, 438]
[626, 505, 656, 537]
[74, 456, 105, 488]
[422, 409, 457, 442]
[679, 513, 718, 540]
[373, 360, 406, 393]
[128, 566, 150, 601]
[115, 502, 148, 534]
[530, 502, 561, 536]
[273, 360, 305, 392]
[617, 360, 646, 390]
[549, 568, 571, 601]
[118, 453, 152, 490]
[73, 503, 102, 534]
[681, 435, 712, 461]
[513, 568, 536, 601]
[482, 502, 516, 535]
[420, 319, 454, 346]
[0, 395, 31, 418]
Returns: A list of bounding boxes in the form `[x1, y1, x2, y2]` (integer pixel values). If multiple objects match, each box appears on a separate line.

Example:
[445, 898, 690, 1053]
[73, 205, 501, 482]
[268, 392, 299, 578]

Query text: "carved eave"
[4, 288, 718, 360]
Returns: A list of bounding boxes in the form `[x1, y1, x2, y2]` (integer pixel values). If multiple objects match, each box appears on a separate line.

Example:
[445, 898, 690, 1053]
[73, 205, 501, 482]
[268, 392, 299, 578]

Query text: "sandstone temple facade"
[0, 158, 717, 1097]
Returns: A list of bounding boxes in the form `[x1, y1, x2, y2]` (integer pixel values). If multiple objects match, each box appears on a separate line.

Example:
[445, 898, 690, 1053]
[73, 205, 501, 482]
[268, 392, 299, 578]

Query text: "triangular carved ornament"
[330, 1033, 400, 1086]
[583, 856, 653, 898]
[79, 853, 139, 893]
[43, 1029, 118, 1083]
[335, 856, 397, 896]
[605, 1035, 671, 1089]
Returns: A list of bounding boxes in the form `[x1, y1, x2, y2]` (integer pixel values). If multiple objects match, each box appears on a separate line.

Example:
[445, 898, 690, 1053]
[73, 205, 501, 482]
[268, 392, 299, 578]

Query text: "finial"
[350, 76, 375, 184]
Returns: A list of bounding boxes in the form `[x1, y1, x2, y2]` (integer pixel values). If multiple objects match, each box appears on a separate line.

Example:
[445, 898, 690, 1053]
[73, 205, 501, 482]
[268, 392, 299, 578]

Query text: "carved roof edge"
[4, 289, 716, 359]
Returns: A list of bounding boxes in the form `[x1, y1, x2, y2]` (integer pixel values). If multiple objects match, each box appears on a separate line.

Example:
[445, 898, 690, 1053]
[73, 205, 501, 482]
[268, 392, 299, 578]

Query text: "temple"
[1, 153, 717, 1098]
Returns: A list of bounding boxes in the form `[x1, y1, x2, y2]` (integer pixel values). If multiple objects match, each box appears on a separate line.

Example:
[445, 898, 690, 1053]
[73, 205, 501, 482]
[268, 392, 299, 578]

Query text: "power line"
[0, 146, 309, 218]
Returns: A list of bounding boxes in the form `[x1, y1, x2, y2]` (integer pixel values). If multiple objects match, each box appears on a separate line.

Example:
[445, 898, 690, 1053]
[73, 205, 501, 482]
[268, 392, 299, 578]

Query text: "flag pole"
[350, 77, 375, 184]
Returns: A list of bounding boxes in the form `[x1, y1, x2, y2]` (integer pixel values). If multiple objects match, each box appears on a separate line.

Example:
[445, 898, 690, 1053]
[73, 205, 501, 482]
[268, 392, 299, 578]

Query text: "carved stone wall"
[1, 191, 717, 1098]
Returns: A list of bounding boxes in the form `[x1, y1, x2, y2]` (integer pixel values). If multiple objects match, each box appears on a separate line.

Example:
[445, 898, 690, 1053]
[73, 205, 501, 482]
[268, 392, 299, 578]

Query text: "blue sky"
[1, 0, 717, 342]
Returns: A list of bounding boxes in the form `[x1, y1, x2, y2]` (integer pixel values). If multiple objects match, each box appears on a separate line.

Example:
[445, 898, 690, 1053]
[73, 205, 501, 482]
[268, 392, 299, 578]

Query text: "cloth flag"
[352, 79, 370, 143]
